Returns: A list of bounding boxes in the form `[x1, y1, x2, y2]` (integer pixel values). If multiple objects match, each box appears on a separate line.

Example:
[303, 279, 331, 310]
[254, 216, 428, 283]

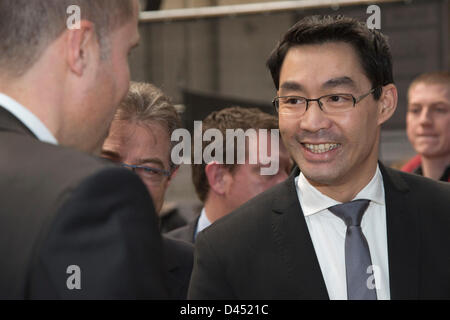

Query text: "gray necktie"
[328, 199, 377, 300]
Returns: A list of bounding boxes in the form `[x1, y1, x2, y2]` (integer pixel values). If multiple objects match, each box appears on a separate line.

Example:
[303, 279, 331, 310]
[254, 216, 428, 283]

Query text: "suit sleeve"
[28, 168, 169, 299]
[188, 230, 235, 299]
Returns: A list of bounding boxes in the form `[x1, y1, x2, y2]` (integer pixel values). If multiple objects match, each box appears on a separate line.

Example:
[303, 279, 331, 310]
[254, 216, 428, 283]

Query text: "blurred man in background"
[402, 71, 450, 182]
[102, 82, 182, 215]
[0, 0, 169, 299]
[167, 106, 293, 243]
[102, 82, 193, 299]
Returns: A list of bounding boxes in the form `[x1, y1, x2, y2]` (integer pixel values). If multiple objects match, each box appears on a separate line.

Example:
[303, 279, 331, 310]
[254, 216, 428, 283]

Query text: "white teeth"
[304, 143, 339, 154]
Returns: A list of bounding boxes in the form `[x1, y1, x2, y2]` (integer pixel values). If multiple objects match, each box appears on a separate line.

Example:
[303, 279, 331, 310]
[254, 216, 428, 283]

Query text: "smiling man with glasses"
[188, 15, 450, 300]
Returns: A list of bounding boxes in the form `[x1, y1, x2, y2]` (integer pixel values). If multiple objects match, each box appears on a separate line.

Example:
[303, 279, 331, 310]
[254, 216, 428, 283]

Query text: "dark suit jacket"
[188, 165, 450, 299]
[162, 236, 194, 299]
[0, 106, 169, 299]
[166, 217, 200, 244]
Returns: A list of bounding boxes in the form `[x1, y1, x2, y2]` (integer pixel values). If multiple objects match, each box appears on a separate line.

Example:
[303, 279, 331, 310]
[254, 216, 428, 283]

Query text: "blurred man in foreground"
[0, 0, 168, 299]
[402, 72, 450, 182]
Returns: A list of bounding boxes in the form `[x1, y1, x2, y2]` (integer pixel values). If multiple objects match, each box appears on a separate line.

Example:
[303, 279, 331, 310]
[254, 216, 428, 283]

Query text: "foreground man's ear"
[66, 20, 96, 77]
[377, 84, 398, 126]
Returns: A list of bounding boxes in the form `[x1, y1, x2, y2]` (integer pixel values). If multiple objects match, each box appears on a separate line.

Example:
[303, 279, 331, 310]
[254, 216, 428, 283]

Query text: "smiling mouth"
[302, 143, 341, 154]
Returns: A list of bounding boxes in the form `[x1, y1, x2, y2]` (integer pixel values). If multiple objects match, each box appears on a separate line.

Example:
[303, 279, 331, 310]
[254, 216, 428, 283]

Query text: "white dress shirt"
[296, 165, 390, 300]
[195, 208, 212, 240]
[0, 93, 58, 145]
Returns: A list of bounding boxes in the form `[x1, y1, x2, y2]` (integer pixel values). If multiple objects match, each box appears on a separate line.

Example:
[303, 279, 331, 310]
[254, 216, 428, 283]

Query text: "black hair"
[266, 15, 394, 100]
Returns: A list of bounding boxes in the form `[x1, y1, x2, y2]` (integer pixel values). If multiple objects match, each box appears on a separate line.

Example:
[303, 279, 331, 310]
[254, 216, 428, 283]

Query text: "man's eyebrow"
[280, 77, 357, 92]
[280, 81, 304, 92]
[430, 101, 450, 107]
[101, 149, 121, 159]
[322, 77, 357, 90]
[409, 101, 450, 108]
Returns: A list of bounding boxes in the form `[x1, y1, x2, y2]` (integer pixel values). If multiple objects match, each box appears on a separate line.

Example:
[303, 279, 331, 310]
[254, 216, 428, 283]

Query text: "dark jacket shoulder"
[200, 171, 298, 243]
[166, 217, 199, 244]
[0, 124, 166, 298]
[383, 166, 450, 223]
[163, 236, 194, 299]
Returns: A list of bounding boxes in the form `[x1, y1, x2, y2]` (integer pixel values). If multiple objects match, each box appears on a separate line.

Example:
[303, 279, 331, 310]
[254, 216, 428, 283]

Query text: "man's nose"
[299, 100, 331, 132]
[418, 107, 433, 125]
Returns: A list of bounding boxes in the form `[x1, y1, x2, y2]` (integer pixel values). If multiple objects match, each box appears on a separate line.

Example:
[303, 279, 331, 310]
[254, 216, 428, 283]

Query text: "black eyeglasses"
[273, 87, 379, 116]
[121, 163, 171, 185]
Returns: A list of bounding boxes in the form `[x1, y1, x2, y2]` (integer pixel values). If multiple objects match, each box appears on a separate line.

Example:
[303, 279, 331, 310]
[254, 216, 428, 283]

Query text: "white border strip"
[140, 0, 402, 23]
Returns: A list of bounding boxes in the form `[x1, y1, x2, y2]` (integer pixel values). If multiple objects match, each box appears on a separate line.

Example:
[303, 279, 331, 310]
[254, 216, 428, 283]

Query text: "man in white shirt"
[0, 0, 169, 299]
[188, 15, 450, 300]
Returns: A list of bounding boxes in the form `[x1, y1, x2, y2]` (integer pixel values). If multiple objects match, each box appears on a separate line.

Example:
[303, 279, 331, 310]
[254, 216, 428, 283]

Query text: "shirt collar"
[297, 165, 385, 217]
[195, 207, 212, 239]
[0, 93, 58, 145]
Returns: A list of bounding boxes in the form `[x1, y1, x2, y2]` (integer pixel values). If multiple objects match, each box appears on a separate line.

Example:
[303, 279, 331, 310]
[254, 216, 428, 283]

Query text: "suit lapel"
[271, 168, 329, 299]
[380, 163, 419, 299]
[270, 164, 421, 299]
[0, 106, 37, 138]
[190, 217, 200, 243]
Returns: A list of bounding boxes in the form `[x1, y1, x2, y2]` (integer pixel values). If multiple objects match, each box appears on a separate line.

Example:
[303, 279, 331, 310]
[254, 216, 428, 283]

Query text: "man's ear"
[65, 20, 97, 76]
[377, 84, 398, 126]
[205, 162, 230, 196]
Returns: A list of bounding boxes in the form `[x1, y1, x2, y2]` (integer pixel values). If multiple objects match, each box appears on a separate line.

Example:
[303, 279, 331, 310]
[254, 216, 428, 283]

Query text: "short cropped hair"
[114, 82, 182, 170]
[408, 71, 450, 94]
[192, 107, 279, 203]
[266, 15, 394, 100]
[0, 0, 136, 77]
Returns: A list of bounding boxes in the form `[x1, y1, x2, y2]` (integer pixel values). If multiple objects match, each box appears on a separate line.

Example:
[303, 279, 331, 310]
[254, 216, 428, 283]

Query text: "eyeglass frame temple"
[354, 87, 379, 105]
[121, 163, 171, 177]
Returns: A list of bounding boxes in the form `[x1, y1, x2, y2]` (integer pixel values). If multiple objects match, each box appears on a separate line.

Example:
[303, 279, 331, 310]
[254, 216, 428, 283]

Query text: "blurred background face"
[278, 42, 381, 188]
[102, 119, 172, 213]
[406, 83, 450, 158]
[224, 134, 293, 212]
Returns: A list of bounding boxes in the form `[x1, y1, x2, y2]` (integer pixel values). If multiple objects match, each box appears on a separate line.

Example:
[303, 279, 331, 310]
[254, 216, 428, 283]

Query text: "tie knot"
[328, 199, 370, 227]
